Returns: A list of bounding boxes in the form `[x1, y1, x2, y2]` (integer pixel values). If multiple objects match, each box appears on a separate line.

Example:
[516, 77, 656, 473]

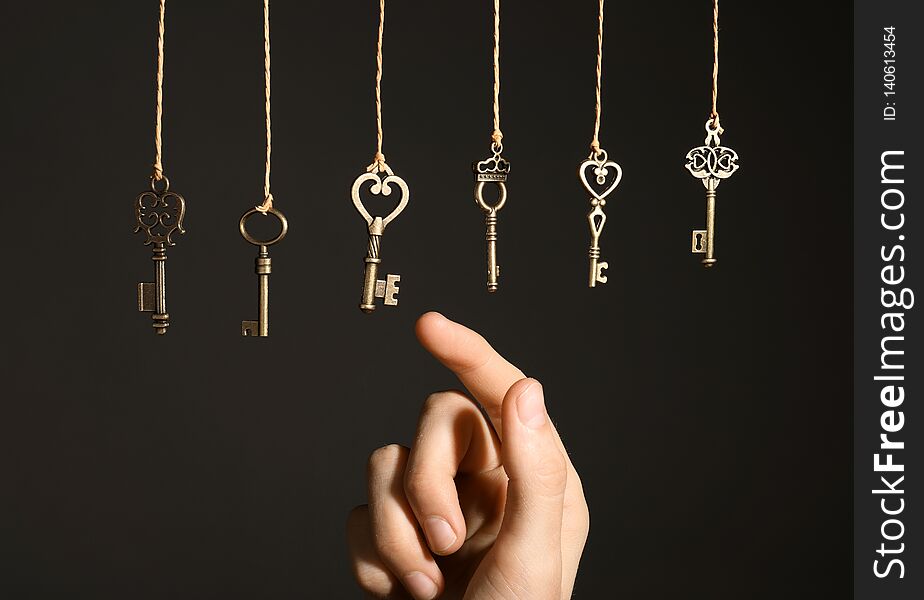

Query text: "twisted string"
[590, 0, 604, 154]
[710, 0, 720, 130]
[367, 0, 389, 173]
[151, 0, 165, 181]
[258, 0, 274, 212]
[491, 0, 503, 147]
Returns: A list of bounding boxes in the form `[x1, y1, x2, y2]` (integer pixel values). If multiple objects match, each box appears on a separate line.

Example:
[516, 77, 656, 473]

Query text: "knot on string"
[366, 152, 389, 173]
[152, 163, 164, 182]
[491, 129, 504, 146]
[590, 139, 601, 154]
[256, 193, 274, 213]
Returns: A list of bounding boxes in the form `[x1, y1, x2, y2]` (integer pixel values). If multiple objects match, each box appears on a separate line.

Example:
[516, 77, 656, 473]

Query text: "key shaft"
[138, 243, 170, 335]
[242, 246, 271, 336]
[702, 179, 717, 267]
[360, 233, 382, 313]
[485, 212, 499, 292]
[256, 247, 270, 336]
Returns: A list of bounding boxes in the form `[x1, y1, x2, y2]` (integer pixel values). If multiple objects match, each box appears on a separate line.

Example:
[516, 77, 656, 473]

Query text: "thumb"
[495, 378, 567, 589]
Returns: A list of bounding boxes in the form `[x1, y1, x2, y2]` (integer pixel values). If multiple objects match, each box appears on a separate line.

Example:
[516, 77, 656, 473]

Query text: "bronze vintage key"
[239, 206, 288, 336]
[578, 150, 622, 287]
[134, 177, 186, 335]
[352, 165, 409, 313]
[473, 145, 509, 292]
[686, 120, 739, 267]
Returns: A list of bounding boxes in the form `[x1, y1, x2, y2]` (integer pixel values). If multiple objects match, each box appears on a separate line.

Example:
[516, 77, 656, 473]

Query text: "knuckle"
[532, 449, 568, 492]
[421, 389, 467, 414]
[371, 531, 407, 560]
[367, 443, 407, 474]
[403, 466, 432, 499]
[352, 562, 395, 597]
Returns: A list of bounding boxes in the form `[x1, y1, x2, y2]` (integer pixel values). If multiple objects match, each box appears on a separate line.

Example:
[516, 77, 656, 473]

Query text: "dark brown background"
[0, 1, 851, 597]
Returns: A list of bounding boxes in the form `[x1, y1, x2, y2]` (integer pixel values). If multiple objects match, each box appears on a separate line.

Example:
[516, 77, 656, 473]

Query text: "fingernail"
[516, 381, 546, 430]
[424, 516, 457, 553]
[404, 571, 439, 600]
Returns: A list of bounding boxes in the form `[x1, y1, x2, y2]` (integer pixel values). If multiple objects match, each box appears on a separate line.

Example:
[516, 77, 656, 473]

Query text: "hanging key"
[134, 177, 187, 335]
[686, 119, 739, 268]
[351, 164, 409, 313]
[578, 149, 622, 288]
[473, 144, 510, 292]
[239, 206, 288, 336]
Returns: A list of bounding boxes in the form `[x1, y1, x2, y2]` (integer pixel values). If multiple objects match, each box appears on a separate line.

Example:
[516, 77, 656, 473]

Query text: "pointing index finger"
[415, 312, 525, 438]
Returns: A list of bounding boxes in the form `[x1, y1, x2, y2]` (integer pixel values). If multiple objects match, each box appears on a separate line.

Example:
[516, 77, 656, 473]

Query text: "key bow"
[134, 177, 187, 246]
[351, 166, 410, 230]
[473, 145, 509, 214]
[579, 150, 623, 203]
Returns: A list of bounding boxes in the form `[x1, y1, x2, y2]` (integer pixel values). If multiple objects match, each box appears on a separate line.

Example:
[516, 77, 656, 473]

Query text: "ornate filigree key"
[134, 177, 186, 335]
[686, 119, 739, 267]
[473, 144, 509, 292]
[579, 150, 622, 287]
[352, 164, 409, 313]
[239, 206, 288, 336]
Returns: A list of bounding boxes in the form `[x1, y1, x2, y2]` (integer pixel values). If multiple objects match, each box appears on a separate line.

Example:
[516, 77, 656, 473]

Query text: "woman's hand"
[347, 313, 589, 599]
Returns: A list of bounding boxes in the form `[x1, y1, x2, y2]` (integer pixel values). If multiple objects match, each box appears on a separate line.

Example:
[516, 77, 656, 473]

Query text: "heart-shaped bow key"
[351, 171, 410, 229]
[578, 156, 623, 202]
[578, 151, 622, 288]
[351, 165, 410, 314]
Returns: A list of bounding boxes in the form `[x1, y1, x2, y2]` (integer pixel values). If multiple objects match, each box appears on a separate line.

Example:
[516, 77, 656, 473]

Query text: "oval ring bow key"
[238, 203, 288, 337]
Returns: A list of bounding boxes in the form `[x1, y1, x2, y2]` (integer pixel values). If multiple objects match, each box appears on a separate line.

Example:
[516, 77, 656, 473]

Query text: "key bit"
[374, 274, 401, 306]
[589, 245, 608, 287]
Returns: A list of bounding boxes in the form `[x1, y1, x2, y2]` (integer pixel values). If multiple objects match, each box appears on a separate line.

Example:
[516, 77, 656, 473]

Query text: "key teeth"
[375, 274, 401, 306]
[691, 230, 707, 254]
[241, 320, 259, 336]
[138, 282, 155, 312]
[596, 261, 608, 284]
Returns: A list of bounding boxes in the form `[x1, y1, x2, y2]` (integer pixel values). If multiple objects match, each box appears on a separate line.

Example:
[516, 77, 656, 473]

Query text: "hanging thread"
[710, 0, 720, 130]
[367, 0, 388, 173]
[590, 0, 604, 154]
[258, 0, 274, 212]
[151, 0, 166, 181]
[491, 0, 503, 148]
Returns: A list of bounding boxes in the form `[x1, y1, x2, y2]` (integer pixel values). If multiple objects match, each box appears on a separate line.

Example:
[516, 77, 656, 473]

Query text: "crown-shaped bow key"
[472, 144, 509, 292]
